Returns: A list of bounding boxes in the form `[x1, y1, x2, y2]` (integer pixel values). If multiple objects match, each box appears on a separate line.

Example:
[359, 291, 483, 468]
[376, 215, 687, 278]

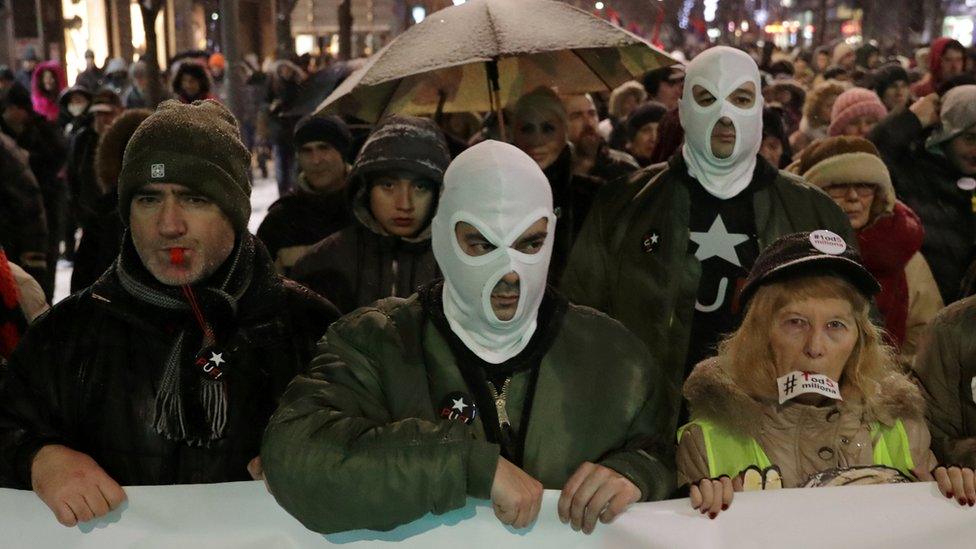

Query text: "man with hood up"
[912, 38, 968, 98]
[261, 140, 677, 535]
[291, 116, 448, 314]
[562, 46, 853, 407]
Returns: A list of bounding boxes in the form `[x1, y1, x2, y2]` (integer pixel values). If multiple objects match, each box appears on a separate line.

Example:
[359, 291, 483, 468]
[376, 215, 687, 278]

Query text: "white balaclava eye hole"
[678, 46, 764, 199]
[431, 140, 556, 364]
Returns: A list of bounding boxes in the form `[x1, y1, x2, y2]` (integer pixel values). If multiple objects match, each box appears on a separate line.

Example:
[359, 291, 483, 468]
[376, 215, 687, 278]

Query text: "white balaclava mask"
[679, 46, 763, 199]
[432, 140, 556, 364]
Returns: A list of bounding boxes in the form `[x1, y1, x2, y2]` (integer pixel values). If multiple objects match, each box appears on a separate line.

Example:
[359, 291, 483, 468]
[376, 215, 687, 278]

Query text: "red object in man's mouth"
[170, 247, 185, 266]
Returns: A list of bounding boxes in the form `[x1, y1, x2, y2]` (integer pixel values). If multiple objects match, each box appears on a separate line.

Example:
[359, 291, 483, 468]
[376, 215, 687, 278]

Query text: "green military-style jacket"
[561, 155, 855, 391]
[261, 293, 677, 534]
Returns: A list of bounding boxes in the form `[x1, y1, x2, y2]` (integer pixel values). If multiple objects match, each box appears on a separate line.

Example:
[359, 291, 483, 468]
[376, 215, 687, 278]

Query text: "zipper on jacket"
[390, 258, 399, 297]
[487, 377, 512, 429]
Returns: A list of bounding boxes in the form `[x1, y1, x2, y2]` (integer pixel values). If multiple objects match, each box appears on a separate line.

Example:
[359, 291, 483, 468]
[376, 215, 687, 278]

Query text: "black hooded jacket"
[291, 116, 449, 313]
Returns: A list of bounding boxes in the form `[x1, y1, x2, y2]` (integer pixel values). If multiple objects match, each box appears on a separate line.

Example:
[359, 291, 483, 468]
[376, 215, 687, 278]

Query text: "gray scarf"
[116, 234, 254, 446]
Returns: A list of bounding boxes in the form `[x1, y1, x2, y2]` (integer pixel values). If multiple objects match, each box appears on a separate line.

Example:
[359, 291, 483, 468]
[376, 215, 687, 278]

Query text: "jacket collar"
[683, 358, 926, 436]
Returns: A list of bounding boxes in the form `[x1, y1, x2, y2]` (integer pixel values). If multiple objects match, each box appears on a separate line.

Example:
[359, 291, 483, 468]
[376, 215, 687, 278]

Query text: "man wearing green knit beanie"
[0, 99, 339, 527]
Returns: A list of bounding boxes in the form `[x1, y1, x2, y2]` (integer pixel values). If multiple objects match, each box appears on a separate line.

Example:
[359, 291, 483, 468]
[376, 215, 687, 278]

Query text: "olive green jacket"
[561, 156, 855, 391]
[261, 294, 677, 534]
[913, 295, 976, 468]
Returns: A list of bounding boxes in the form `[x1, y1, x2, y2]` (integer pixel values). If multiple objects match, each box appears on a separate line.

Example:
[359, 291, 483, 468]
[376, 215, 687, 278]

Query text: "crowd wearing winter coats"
[1, 33, 976, 537]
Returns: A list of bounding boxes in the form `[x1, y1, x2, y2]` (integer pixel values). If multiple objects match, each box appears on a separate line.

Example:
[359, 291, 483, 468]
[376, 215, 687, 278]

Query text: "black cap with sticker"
[739, 230, 880, 307]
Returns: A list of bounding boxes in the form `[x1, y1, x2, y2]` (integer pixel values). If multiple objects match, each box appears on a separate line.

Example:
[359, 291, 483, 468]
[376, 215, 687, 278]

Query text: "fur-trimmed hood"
[683, 358, 926, 438]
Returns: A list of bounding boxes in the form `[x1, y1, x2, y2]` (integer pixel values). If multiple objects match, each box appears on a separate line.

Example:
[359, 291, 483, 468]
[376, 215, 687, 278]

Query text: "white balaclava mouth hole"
[679, 46, 764, 200]
[432, 140, 556, 364]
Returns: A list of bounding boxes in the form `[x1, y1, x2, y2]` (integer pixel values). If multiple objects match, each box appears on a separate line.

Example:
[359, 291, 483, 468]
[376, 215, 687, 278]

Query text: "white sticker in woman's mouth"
[777, 371, 843, 404]
[809, 230, 847, 255]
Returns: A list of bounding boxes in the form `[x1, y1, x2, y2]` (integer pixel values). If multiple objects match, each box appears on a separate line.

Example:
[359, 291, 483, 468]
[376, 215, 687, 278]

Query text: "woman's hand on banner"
[689, 475, 738, 519]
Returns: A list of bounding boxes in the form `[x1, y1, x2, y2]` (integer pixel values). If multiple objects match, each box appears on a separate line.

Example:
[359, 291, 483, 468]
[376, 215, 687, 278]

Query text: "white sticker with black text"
[778, 371, 843, 404]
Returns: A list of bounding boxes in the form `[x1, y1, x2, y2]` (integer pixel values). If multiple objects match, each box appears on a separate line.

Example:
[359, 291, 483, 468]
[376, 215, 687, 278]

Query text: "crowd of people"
[0, 31, 975, 537]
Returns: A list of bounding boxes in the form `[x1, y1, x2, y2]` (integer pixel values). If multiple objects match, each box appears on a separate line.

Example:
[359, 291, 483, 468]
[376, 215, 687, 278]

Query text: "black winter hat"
[118, 99, 252, 232]
[1, 83, 31, 111]
[58, 84, 93, 109]
[870, 64, 909, 97]
[294, 115, 353, 162]
[739, 230, 880, 307]
[625, 101, 667, 141]
[349, 115, 451, 186]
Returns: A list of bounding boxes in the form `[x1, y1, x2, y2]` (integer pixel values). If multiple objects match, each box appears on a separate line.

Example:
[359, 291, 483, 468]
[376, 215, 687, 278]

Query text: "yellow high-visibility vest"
[677, 418, 916, 480]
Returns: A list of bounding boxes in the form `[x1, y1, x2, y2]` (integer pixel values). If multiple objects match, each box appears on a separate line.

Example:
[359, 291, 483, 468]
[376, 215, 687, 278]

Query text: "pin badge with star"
[641, 231, 661, 253]
[194, 346, 227, 381]
[437, 391, 478, 425]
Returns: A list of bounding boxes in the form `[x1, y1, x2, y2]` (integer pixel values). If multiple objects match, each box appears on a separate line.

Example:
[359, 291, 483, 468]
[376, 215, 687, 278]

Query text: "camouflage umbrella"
[313, 0, 676, 138]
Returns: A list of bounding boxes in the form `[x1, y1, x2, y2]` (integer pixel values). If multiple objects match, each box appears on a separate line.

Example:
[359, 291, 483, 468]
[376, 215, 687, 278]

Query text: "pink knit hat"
[828, 87, 887, 136]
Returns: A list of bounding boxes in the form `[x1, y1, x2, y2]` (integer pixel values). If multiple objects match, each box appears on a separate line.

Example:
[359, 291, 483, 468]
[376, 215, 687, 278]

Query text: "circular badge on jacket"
[438, 391, 478, 425]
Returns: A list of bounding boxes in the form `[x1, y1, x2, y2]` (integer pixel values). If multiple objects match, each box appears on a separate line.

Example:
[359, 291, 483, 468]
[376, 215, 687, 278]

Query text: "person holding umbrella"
[562, 46, 854, 418]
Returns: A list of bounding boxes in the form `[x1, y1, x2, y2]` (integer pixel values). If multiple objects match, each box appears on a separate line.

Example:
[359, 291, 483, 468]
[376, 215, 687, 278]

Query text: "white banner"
[2, 481, 974, 548]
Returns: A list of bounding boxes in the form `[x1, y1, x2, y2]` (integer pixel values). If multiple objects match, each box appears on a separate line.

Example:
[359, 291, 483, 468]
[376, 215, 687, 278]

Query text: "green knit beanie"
[118, 99, 251, 232]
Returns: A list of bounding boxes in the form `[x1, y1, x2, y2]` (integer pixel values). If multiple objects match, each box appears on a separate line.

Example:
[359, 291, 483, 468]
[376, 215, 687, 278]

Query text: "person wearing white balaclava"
[261, 139, 679, 535]
[562, 46, 855, 421]
[431, 140, 556, 364]
[679, 46, 763, 199]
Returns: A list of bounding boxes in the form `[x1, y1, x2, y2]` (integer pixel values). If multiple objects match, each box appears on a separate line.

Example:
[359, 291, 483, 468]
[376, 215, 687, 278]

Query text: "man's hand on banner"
[30, 444, 127, 527]
[558, 462, 641, 535]
[490, 456, 544, 529]
[915, 465, 976, 507]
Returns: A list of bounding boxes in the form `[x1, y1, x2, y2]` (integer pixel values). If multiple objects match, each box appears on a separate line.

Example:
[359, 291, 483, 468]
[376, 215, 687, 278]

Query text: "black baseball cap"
[739, 230, 880, 307]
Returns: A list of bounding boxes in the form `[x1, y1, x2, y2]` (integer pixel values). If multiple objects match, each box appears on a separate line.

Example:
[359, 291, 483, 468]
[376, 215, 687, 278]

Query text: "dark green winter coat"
[261, 288, 677, 534]
[561, 154, 855, 391]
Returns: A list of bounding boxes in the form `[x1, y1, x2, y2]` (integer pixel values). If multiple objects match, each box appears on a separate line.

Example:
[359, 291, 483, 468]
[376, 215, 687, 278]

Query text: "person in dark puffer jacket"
[868, 85, 976, 304]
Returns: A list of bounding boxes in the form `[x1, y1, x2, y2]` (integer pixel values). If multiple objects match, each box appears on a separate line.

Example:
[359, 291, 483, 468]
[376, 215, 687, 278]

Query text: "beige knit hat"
[798, 136, 894, 215]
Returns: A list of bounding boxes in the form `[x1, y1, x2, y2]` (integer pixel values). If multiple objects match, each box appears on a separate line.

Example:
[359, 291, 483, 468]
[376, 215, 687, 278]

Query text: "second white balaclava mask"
[679, 46, 763, 199]
[432, 140, 556, 364]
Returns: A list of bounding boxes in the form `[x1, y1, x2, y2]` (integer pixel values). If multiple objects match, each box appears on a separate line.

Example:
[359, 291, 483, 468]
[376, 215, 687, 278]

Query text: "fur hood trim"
[683, 358, 926, 436]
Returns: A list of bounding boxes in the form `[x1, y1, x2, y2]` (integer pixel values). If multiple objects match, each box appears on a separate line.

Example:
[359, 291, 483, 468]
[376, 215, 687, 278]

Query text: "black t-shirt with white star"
[683, 168, 766, 378]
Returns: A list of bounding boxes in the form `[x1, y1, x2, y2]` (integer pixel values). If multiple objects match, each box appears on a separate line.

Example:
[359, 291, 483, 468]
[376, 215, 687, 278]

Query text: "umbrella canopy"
[314, 0, 677, 123]
[284, 58, 366, 118]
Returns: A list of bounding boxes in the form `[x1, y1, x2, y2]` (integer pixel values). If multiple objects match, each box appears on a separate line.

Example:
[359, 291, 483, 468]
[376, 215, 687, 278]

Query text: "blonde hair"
[719, 275, 894, 404]
[802, 81, 847, 128]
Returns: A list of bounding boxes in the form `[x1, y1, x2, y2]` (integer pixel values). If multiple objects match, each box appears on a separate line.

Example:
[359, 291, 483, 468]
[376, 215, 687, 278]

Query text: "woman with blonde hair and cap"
[792, 136, 942, 363]
[678, 230, 975, 518]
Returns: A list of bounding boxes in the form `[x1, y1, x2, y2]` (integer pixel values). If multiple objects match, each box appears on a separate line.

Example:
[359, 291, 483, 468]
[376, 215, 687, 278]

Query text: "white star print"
[689, 215, 749, 266]
[209, 352, 225, 367]
[650, 233, 659, 244]
[451, 397, 467, 412]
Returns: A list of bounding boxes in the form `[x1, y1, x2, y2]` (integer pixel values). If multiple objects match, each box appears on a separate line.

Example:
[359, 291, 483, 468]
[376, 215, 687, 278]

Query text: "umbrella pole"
[486, 59, 506, 142]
